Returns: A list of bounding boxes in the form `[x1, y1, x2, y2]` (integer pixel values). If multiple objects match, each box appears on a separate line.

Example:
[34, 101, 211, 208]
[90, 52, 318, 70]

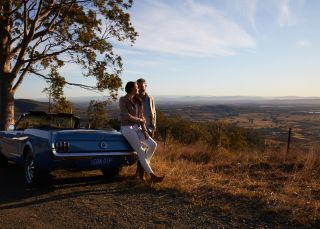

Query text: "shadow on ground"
[0, 163, 177, 210]
[0, 163, 317, 228]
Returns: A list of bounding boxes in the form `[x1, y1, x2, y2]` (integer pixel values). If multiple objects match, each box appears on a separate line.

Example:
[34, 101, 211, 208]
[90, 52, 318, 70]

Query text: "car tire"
[101, 167, 121, 179]
[24, 150, 48, 185]
[0, 150, 8, 167]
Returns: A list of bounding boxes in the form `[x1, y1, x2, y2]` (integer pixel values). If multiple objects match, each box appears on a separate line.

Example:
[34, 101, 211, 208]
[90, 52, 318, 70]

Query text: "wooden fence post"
[164, 128, 167, 154]
[286, 128, 292, 154]
[218, 122, 222, 148]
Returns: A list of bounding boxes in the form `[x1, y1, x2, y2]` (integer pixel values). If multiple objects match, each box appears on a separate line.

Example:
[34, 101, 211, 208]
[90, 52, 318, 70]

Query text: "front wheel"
[101, 167, 121, 179]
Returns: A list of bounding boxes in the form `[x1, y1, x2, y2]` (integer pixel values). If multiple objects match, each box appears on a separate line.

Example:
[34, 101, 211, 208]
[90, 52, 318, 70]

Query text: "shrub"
[156, 110, 265, 151]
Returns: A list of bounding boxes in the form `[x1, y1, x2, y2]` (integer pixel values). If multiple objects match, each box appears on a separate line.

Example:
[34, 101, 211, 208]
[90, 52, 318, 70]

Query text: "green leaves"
[0, 0, 138, 130]
[3, 0, 138, 101]
[87, 100, 109, 128]
[156, 110, 265, 151]
[42, 67, 73, 113]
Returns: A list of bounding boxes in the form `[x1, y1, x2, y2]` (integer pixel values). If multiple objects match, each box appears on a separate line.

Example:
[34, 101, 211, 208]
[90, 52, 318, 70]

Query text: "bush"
[156, 110, 265, 151]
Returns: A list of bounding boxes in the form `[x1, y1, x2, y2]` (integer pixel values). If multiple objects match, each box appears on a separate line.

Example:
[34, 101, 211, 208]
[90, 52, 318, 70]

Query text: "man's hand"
[144, 132, 149, 140]
[151, 124, 156, 138]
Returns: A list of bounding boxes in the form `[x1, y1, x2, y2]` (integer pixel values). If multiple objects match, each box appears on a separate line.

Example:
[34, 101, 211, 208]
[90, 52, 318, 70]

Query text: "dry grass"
[121, 141, 320, 226]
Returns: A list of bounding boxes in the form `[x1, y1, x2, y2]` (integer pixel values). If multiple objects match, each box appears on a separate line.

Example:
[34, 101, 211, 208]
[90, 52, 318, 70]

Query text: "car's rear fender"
[24, 137, 53, 170]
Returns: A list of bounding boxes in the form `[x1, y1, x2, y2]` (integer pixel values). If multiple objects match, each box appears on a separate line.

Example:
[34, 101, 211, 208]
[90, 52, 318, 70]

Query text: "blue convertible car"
[0, 111, 137, 185]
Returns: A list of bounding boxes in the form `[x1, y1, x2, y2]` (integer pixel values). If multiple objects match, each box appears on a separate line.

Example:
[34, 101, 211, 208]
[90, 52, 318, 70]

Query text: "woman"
[119, 81, 164, 183]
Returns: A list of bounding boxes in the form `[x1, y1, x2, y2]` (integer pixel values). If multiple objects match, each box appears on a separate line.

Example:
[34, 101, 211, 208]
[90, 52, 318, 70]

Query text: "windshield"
[15, 114, 79, 130]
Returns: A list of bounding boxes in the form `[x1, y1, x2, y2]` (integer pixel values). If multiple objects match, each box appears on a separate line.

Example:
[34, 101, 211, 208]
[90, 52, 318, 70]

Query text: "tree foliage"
[156, 110, 265, 151]
[42, 67, 73, 113]
[51, 97, 73, 113]
[0, 0, 137, 130]
[87, 100, 109, 128]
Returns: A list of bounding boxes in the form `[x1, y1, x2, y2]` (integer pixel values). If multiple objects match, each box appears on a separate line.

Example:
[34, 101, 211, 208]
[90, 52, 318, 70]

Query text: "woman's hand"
[139, 117, 146, 125]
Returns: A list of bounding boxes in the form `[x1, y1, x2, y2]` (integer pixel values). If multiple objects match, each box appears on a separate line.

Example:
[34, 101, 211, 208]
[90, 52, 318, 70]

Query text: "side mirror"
[8, 124, 15, 130]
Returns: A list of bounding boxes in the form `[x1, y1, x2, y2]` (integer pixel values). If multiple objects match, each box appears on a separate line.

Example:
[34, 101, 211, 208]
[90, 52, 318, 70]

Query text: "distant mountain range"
[154, 96, 320, 105]
[13, 96, 320, 121]
[17, 96, 320, 106]
[27, 95, 320, 103]
[14, 99, 91, 118]
[15, 99, 48, 116]
[14, 96, 320, 115]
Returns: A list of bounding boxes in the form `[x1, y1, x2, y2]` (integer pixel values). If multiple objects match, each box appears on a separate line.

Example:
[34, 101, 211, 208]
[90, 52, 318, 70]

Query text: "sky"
[16, 0, 320, 99]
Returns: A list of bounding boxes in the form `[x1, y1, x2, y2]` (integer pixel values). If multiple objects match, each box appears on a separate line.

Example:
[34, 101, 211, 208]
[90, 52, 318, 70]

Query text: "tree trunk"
[0, 77, 14, 131]
[0, 1, 14, 131]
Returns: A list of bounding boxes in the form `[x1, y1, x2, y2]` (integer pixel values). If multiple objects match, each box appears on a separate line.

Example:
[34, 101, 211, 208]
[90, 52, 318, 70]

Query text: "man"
[136, 78, 157, 180]
[137, 78, 156, 138]
[119, 81, 164, 183]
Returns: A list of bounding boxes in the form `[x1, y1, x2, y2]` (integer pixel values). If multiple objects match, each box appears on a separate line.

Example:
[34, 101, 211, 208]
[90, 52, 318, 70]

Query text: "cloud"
[113, 48, 145, 56]
[296, 39, 310, 48]
[123, 70, 147, 75]
[242, 0, 258, 29]
[224, 0, 258, 30]
[125, 59, 165, 67]
[276, 0, 305, 27]
[277, 0, 295, 26]
[129, 0, 256, 57]
[219, 0, 305, 29]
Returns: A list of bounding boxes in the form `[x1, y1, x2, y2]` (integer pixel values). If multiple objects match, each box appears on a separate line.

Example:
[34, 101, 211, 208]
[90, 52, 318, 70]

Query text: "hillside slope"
[14, 99, 48, 118]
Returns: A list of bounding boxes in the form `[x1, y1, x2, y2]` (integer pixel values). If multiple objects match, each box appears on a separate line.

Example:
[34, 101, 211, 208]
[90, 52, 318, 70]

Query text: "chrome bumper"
[52, 148, 137, 158]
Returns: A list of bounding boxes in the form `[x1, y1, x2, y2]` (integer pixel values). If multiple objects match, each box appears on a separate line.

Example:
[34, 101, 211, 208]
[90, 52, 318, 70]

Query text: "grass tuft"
[121, 141, 320, 226]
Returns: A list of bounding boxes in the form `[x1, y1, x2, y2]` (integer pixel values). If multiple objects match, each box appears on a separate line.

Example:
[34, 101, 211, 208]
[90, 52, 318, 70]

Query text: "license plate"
[90, 158, 113, 166]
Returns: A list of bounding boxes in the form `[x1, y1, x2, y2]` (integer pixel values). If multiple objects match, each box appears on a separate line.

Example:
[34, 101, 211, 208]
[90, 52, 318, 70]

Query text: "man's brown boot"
[135, 161, 142, 176]
[150, 173, 165, 183]
[136, 162, 146, 181]
[139, 167, 146, 181]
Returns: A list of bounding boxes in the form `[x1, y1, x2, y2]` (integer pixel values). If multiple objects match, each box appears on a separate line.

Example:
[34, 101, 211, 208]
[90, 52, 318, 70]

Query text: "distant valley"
[14, 97, 320, 144]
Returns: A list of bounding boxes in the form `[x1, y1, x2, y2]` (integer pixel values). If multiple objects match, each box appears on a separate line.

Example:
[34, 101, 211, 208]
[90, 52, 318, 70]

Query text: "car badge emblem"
[100, 141, 108, 149]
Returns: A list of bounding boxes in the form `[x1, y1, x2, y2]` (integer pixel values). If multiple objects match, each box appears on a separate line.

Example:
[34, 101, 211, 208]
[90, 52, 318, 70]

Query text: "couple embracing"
[119, 79, 165, 183]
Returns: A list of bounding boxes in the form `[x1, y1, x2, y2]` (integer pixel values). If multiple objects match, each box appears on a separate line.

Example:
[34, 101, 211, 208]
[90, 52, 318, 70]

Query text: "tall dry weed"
[296, 146, 320, 180]
[121, 140, 320, 225]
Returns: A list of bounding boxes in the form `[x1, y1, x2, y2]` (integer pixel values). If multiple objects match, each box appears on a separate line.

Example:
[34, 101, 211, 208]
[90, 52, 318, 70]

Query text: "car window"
[16, 115, 78, 129]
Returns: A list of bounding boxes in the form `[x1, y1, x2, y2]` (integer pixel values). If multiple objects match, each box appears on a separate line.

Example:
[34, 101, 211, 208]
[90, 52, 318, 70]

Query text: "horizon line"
[15, 95, 320, 100]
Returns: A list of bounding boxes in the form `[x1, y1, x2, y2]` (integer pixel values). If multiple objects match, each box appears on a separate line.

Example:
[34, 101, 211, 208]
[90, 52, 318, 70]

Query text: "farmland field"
[15, 98, 320, 144]
[155, 101, 320, 144]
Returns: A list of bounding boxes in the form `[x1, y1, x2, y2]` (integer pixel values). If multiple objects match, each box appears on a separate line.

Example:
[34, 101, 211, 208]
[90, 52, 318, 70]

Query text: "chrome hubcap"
[26, 156, 35, 183]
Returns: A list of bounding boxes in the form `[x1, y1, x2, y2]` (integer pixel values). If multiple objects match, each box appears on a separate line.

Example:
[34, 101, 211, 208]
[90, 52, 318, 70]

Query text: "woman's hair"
[125, 81, 142, 105]
[125, 81, 136, 93]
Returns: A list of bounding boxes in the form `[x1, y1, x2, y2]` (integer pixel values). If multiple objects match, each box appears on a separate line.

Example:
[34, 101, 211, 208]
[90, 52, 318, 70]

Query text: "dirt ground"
[0, 163, 316, 228]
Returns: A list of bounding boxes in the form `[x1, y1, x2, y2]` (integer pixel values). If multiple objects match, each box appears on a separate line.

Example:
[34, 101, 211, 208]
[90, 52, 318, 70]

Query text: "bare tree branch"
[23, 1, 28, 38]
[33, 4, 73, 41]
[24, 46, 74, 64]
[29, 70, 99, 91]
[9, 0, 45, 80]
[12, 61, 31, 92]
